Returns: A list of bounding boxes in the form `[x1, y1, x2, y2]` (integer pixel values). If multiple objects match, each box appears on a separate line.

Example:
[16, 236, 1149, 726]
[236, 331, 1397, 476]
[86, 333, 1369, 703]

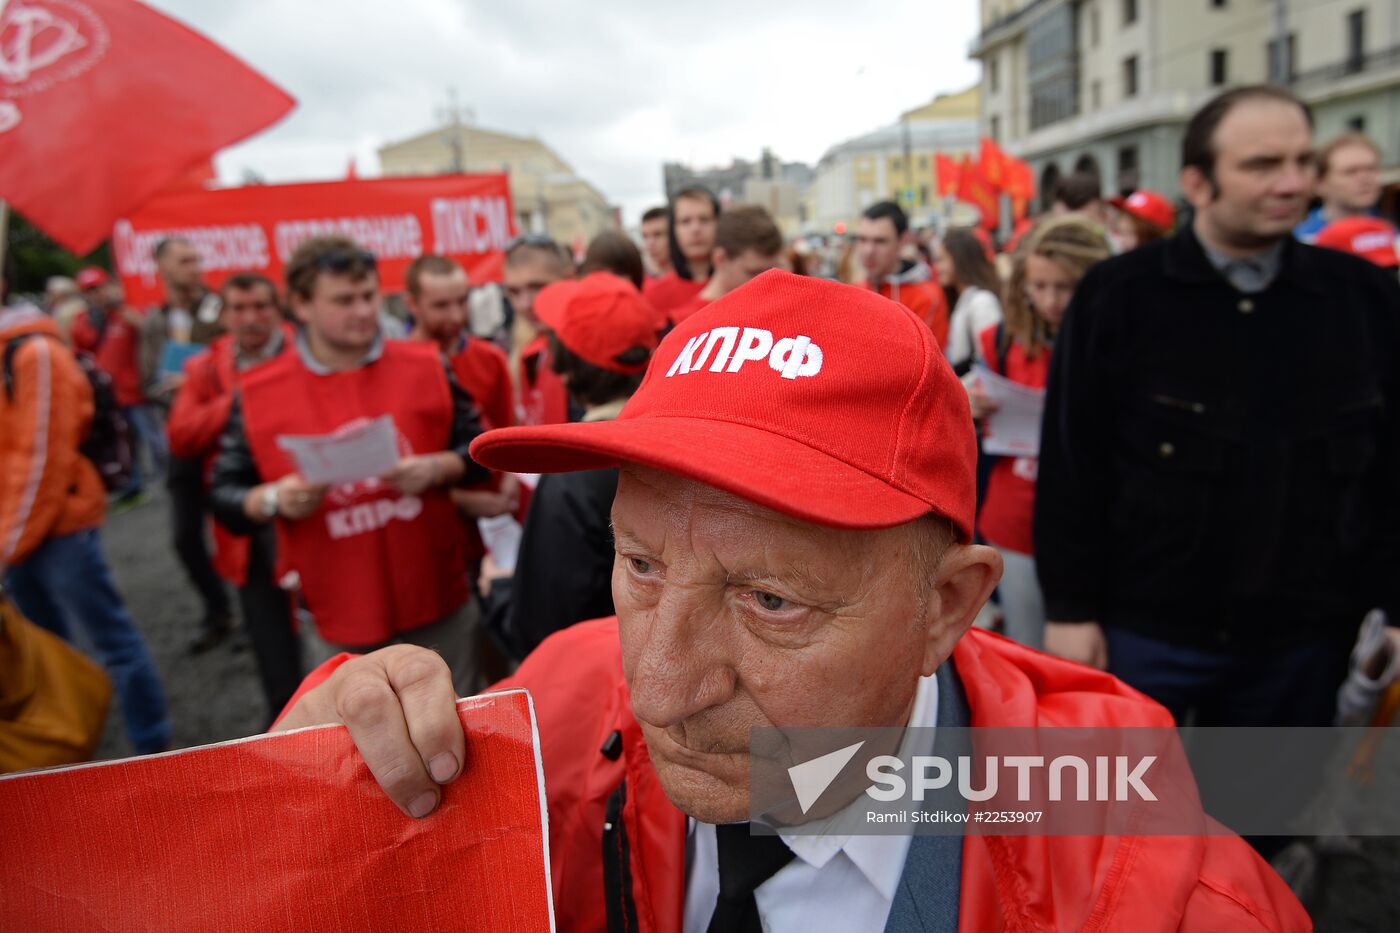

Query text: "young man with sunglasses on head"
[209, 236, 490, 696]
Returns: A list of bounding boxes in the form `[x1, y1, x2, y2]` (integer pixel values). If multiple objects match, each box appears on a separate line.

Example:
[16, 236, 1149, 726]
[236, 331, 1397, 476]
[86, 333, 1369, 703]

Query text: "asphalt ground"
[86, 490, 1398, 930]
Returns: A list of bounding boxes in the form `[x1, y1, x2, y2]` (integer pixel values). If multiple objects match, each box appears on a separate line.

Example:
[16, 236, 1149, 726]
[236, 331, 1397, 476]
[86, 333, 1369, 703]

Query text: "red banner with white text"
[112, 174, 516, 308]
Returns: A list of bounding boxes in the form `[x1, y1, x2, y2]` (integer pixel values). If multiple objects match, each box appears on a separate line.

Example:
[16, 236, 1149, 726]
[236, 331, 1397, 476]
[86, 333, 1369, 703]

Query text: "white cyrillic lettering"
[725, 327, 774, 373]
[666, 333, 706, 377]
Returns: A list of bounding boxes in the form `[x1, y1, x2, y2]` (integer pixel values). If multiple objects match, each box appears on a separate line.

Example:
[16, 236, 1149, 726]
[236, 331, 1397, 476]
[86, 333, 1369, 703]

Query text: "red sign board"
[112, 174, 516, 307]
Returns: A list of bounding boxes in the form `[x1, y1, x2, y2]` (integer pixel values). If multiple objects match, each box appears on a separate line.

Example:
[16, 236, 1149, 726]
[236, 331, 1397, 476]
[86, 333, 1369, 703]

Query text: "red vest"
[241, 342, 469, 645]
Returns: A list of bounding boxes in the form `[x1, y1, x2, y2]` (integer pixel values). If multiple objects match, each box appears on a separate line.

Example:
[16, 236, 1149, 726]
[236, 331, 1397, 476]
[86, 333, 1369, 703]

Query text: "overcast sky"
[148, 1, 981, 225]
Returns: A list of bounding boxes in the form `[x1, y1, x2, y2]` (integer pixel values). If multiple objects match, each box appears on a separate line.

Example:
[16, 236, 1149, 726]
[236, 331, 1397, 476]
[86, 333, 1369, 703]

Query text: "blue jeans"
[122, 403, 168, 494]
[5, 529, 170, 753]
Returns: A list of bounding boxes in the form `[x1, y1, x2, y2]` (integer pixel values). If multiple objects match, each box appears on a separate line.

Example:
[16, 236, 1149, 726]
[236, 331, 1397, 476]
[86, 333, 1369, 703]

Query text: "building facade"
[662, 150, 815, 235]
[972, 0, 1400, 208]
[378, 123, 614, 250]
[809, 86, 982, 232]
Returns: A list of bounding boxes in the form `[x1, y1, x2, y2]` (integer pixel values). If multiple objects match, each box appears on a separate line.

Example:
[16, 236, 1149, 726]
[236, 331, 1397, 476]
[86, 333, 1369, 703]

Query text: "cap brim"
[471, 417, 936, 530]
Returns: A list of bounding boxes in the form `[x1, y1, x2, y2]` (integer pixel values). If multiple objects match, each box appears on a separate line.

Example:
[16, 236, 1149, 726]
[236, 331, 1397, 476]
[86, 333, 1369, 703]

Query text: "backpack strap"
[2, 333, 34, 400]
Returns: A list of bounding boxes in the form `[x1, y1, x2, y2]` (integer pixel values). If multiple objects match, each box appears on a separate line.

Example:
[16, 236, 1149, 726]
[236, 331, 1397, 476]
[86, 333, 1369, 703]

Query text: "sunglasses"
[314, 247, 378, 272]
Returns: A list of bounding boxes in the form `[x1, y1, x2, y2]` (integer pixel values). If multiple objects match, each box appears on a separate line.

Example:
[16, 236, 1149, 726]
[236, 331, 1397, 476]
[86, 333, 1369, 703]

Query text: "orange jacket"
[0, 306, 105, 566]
[866, 273, 950, 350]
[285, 621, 1309, 932]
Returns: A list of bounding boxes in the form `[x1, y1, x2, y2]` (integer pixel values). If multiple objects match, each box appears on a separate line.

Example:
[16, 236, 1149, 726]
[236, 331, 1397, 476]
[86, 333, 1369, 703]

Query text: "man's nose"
[626, 585, 735, 730]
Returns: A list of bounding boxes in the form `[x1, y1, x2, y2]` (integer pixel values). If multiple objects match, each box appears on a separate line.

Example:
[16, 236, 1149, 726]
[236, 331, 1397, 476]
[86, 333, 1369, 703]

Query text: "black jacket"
[485, 467, 618, 662]
[1035, 226, 1400, 649]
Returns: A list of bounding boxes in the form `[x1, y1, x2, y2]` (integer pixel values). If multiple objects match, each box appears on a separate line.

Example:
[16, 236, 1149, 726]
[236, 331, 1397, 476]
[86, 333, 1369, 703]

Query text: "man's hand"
[276, 475, 329, 520]
[452, 474, 521, 519]
[383, 454, 459, 497]
[1045, 621, 1108, 670]
[478, 553, 512, 599]
[273, 645, 464, 819]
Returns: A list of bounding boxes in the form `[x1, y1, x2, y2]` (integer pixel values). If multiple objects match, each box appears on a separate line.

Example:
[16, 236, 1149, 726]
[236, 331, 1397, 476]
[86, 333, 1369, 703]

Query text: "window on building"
[1117, 145, 1140, 193]
[1349, 114, 1367, 132]
[990, 115, 1002, 142]
[1210, 48, 1229, 86]
[989, 55, 1000, 93]
[892, 156, 902, 171]
[920, 184, 930, 206]
[1347, 9, 1366, 73]
[918, 155, 928, 170]
[1211, 0, 1226, 8]
[1123, 55, 1139, 97]
[1091, 80, 1102, 109]
[1090, 5, 1100, 47]
[1267, 33, 1296, 82]
[1123, 0, 1138, 27]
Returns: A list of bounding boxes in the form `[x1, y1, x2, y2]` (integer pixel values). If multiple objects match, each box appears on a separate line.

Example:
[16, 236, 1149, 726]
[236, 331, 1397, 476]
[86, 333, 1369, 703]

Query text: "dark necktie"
[707, 823, 796, 933]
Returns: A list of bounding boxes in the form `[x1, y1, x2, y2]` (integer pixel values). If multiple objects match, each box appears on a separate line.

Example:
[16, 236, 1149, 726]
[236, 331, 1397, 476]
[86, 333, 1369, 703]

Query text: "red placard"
[112, 175, 517, 308]
[0, 689, 554, 932]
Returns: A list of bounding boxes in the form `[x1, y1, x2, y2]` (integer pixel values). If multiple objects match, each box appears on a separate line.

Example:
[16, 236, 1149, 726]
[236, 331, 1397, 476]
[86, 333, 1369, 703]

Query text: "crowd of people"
[3, 82, 1400, 929]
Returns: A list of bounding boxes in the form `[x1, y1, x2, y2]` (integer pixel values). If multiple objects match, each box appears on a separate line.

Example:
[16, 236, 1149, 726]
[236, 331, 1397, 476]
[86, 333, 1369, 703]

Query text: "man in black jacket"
[1036, 84, 1400, 732]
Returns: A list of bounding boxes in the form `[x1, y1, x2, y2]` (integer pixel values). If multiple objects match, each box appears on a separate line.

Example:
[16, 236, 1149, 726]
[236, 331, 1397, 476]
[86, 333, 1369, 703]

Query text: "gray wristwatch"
[261, 484, 279, 520]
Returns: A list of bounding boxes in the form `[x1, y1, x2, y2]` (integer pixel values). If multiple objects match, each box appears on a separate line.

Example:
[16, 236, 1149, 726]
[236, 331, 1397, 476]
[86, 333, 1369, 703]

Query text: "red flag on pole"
[978, 138, 1011, 192]
[934, 153, 962, 197]
[0, 0, 295, 254]
[957, 155, 1001, 230]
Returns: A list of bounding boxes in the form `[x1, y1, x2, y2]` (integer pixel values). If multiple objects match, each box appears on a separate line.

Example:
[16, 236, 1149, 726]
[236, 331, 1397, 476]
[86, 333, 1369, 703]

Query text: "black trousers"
[239, 526, 302, 723]
[167, 456, 230, 623]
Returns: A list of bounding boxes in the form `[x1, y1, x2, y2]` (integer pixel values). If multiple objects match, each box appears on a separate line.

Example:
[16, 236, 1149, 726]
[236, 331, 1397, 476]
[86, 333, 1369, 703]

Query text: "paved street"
[90, 491, 1397, 931]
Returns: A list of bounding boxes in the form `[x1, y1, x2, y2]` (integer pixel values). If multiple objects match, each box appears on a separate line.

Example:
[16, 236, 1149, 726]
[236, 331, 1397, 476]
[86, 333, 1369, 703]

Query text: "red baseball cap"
[75, 267, 110, 290]
[533, 272, 659, 375]
[1109, 190, 1175, 232]
[1315, 217, 1399, 268]
[471, 269, 977, 537]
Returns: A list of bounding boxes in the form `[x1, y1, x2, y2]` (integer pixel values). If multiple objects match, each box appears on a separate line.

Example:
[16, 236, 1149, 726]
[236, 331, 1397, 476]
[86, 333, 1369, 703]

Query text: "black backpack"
[3, 333, 134, 493]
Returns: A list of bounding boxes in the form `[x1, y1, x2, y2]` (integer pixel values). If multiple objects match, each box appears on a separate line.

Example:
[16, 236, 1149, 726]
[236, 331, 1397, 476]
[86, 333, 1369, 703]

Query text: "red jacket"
[975, 325, 1050, 555]
[166, 329, 293, 584]
[518, 333, 570, 428]
[287, 621, 1309, 932]
[70, 306, 146, 406]
[643, 273, 705, 318]
[864, 276, 950, 351]
[241, 342, 469, 645]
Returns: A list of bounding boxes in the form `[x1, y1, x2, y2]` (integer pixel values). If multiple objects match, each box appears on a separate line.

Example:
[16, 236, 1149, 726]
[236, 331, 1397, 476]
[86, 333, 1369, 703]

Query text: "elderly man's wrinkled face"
[610, 466, 983, 824]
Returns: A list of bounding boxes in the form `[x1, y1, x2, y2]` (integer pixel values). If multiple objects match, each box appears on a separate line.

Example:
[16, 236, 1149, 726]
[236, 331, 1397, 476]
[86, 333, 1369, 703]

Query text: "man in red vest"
[403, 254, 520, 592]
[166, 272, 299, 721]
[209, 236, 488, 696]
[273, 272, 1308, 932]
[856, 201, 950, 349]
[503, 236, 573, 426]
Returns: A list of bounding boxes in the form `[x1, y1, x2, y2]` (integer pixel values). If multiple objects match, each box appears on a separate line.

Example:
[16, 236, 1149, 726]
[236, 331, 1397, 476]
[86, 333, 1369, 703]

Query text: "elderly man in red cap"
[273, 271, 1307, 931]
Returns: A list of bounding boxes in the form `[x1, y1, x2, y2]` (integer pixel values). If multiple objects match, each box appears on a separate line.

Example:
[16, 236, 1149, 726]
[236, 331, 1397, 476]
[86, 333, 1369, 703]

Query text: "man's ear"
[711, 246, 728, 271]
[922, 543, 1002, 677]
[289, 294, 311, 326]
[1179, 166, 1214, 211]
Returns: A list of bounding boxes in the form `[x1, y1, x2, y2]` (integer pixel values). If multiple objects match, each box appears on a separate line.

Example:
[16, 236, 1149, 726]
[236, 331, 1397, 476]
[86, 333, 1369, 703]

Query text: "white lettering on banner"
[273, 215, 423, 263]
[113, 220, 270, 286]
[325, 495, 423, 540]
[663, 326, 824, 380]
[430, 196, 513, 255]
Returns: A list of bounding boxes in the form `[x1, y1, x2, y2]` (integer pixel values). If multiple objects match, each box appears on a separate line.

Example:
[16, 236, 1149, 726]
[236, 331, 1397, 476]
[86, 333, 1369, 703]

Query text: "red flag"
[978, 138, 1010, 192]
[0, 0, 295, 254]
[957, 155, 1001, 230]
[1005, 156, 1035, 201]
[345, 156, 359, 180]
[934, 153, 962, 197]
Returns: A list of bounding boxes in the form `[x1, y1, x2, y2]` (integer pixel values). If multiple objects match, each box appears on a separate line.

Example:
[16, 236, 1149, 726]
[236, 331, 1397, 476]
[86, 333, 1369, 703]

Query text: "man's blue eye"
[754, 591, 786, 611]
[629, 557, 652, 574]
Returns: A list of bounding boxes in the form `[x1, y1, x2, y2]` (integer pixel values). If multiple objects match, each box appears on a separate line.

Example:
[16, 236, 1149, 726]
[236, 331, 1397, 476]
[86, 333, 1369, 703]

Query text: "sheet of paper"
[479, 514, 524, 574]
[159, 340, 204, 376]
[276, 415, 401, 485]
[972, 363, 1046, 458]
[0, 690, 555, 932]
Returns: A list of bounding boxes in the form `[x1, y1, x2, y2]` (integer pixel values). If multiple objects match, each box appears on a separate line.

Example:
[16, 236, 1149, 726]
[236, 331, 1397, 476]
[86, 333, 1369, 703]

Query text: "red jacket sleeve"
[165, 352, 233, 460]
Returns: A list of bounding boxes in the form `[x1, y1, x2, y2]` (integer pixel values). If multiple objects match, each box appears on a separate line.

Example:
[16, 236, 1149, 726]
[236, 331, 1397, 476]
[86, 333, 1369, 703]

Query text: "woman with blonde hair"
[969, 216, 1111, 648]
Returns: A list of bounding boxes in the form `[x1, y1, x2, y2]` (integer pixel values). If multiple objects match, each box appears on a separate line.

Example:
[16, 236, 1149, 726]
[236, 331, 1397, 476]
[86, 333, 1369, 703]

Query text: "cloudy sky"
[148, 1, 981, 224]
